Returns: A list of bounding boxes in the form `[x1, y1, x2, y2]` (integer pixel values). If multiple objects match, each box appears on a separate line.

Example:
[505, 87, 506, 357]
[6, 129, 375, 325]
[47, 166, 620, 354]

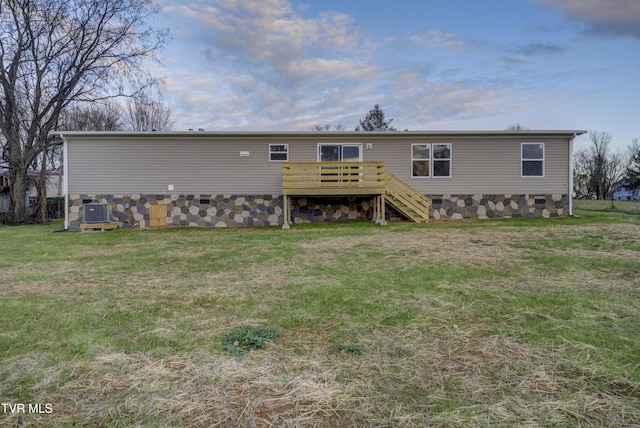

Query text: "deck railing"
[282, 162, 385, 196]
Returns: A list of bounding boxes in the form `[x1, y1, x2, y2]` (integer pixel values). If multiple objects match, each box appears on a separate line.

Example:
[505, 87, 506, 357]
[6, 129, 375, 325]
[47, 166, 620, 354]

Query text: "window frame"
[411, 143, 452, 178]
[411, 143, 430, 178]
[317, 143, 363, 162]
[432, 143, 452, 178]
[269, 144, 289, 162]
[521, 142, 545, 177]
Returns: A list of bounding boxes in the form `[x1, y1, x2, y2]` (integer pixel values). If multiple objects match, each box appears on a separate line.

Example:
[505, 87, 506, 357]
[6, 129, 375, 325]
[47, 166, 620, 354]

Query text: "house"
[613, 180, 638, 201]
[0, 168, 64, 217]
[52, 130, 586, 230]
[0, 171, 10, 214]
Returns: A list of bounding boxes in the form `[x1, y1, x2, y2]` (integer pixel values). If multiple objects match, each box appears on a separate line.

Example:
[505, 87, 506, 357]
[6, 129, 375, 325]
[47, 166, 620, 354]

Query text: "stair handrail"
[384, 171, 431, 222]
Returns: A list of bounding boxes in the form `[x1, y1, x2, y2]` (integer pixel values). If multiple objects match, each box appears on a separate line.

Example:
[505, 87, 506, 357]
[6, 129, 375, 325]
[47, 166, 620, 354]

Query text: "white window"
[269, 144, 288, 162]
[412, 144, 430, 177]
[522, 143, 544, 177]
[412, 143, 451, 178]
[433, 144, 452, 177]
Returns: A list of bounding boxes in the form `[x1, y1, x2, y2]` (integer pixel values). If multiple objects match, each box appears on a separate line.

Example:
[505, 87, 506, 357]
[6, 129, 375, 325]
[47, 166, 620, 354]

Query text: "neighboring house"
[53, 130, 586, 230]
[0, 168, 64, 216]
[613, 180, 638, 201]
[0, 171, 10, 214]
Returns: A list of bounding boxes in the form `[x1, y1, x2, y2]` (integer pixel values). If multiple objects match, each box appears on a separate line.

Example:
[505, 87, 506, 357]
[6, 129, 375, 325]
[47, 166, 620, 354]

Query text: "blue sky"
[152, 0, 640, 150]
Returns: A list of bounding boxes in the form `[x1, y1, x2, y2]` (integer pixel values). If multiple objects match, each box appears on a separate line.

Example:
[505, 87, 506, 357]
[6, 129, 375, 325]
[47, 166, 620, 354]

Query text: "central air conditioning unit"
[83, 203, 109, 223]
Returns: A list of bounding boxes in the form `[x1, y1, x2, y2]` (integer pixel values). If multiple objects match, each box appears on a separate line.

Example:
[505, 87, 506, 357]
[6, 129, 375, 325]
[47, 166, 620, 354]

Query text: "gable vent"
[83, 203, 109, 223]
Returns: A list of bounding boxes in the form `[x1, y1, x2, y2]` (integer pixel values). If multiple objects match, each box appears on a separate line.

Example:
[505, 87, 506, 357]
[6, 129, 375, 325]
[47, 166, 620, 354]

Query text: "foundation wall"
[67, 193, 569, 230]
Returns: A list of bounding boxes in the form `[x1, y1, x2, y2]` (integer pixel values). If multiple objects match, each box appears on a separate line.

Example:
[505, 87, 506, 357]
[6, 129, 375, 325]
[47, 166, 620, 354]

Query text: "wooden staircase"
[281, 162, 431, 226]
[384, 171, 431, 223]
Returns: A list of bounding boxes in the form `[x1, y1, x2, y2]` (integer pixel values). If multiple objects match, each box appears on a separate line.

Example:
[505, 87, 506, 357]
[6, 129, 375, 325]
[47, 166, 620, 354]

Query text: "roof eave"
[50, 129, 588, 140]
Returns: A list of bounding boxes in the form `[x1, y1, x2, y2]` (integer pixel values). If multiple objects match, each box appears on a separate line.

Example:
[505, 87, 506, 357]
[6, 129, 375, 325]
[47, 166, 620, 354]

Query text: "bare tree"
[126, 92, 175, 131]
[0, 0, 167, 222]
[573, 149, 592, 198]
[626, 138, 640, 191]
[312, 123, 345, 131]
[506, 124, 528, 130]
[573, 131, 627, 199]
[58, 102, 125, 132]
[23, 102, 127, 221]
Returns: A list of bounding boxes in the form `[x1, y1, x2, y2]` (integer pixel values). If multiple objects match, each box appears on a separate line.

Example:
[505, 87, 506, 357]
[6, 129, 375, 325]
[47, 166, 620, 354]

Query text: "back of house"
[54, 130, 585, 230]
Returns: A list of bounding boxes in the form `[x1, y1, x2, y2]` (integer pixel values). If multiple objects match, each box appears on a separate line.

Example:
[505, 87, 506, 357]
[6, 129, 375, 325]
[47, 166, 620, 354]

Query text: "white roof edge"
[50, 130, 588, 138]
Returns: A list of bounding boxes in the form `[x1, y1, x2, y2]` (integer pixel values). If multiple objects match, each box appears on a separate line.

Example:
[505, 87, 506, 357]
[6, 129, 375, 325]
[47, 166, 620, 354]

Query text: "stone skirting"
[427, 194, 569, 220]
[67, 194, 374, 230]
[67, 193, 569, 229]
[67, 194, 284, 230]
[289, 197, 373, 223]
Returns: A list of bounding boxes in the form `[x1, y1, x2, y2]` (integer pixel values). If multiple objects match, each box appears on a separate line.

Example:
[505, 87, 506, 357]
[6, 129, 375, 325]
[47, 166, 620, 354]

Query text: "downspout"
[568, 133, 577, 216]
[60, 134, 70, 230]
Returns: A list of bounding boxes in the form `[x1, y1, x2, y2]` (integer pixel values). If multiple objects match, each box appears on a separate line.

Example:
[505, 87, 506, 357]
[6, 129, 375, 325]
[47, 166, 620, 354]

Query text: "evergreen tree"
[355, 104, 396, 131]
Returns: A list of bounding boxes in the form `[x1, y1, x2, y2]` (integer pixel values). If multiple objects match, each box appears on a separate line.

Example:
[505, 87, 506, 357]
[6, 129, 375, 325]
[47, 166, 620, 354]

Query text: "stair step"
[383, 170, 431, 223]
[386, 196, 429, 222]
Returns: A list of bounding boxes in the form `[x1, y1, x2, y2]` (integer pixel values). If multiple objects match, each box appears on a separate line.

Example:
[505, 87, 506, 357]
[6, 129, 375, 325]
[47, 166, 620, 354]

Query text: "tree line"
[0, 0, 171, 224]
[574, 131, 639, 200]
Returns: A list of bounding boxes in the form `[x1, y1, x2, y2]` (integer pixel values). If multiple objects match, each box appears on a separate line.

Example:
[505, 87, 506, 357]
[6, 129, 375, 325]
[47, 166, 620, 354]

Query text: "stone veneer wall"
[427, 194, 569, 220]
[289, 197, 373, 223]
[67, 193, 569, 229]
[67, 194, 375, 230]
[68, 194, 283, 229]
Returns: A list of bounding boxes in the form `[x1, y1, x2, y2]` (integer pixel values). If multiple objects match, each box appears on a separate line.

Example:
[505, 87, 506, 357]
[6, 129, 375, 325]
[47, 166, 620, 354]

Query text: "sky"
[151, 0, 640, 151]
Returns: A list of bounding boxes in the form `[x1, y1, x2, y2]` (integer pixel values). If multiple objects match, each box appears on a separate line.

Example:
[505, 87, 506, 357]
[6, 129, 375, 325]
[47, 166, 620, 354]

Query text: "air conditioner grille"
[83, 203, 109, 223]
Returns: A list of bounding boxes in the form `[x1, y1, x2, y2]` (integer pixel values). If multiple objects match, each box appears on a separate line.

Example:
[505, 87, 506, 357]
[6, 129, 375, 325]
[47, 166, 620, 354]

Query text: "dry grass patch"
[1, 215, 639, 426]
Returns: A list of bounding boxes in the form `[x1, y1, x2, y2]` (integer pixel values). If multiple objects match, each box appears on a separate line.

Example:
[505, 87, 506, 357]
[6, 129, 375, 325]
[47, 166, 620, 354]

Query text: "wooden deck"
[282, 162, 431, 226]
[282, 162, 385, 196]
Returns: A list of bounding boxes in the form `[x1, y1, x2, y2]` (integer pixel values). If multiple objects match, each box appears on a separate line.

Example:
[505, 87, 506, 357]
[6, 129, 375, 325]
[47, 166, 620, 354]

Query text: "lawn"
[573, 198, 640, 214]
[1, 212, 639, 427]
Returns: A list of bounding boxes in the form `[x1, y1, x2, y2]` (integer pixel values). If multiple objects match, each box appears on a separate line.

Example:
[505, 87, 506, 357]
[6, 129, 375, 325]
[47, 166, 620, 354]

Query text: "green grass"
[573, 198, 640, 214]
[1, 213, 639, 426]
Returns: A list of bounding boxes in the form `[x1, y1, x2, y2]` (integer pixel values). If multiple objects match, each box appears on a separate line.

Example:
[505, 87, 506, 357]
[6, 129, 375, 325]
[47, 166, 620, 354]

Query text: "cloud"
[161, 0, 375, 128]
[500, 41, 567, 65]
[410, 29, 469, 51]
[513, 42, 567, 56]
[169, 0, 357, 62]
[166, 0, 371, 90]
[160, 0, 526, 131]
[500, 56, 528, 67]
[535, 0, 640, 39]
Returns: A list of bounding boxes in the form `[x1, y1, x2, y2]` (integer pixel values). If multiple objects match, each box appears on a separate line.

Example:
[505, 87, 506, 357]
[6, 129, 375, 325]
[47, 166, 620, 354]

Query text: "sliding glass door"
[318, 144, 362, 162]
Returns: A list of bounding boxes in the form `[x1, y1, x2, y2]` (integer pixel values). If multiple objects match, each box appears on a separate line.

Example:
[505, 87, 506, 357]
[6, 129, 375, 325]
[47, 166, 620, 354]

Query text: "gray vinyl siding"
[67, 137, 285, 194]
[286, 137, 569, 195]
[65, 133, 572, 196]
[370, 138, 570, 195]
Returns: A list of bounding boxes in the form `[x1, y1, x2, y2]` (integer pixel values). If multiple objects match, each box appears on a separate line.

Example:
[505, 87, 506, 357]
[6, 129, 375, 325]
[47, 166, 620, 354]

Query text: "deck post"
[372, 196, 379, 223]
[372, 194, 385, 225]
[282, 195, 290, 229]
[371, 196, 375, 222]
